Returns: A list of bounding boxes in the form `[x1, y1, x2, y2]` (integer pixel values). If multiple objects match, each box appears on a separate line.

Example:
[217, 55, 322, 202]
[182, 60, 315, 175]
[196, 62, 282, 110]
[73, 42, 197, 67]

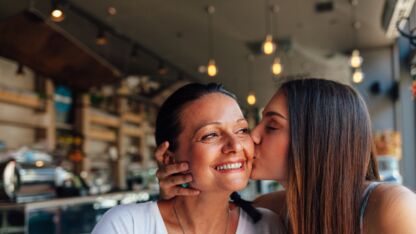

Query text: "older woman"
[92, 83, 283, 234]
[156, 78, 416, 234]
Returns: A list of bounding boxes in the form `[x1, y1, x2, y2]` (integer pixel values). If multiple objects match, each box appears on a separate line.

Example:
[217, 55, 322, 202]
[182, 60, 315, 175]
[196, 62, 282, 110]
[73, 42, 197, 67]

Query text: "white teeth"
[215, 162, 243, 171]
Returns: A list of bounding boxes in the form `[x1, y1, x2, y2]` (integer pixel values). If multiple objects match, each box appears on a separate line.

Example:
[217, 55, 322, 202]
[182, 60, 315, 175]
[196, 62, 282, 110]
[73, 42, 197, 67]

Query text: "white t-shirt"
[92, 201, 284, 234]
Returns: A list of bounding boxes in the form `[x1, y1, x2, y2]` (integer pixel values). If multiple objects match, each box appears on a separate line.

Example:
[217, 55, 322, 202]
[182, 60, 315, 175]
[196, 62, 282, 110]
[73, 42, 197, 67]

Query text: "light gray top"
[92, 201, 285, 234]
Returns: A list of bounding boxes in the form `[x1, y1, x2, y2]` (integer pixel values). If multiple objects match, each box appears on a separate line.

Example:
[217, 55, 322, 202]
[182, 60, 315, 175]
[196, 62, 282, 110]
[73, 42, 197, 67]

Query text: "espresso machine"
[0, 148, 57, 203]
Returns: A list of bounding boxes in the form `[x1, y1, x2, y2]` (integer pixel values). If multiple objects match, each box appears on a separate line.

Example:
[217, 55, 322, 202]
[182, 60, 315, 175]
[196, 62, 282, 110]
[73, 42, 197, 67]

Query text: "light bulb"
[262, 35, 276, 55]
[272, 57, 283, 76]
[50, 9, 65, 22]
[207, 59, 218, 77]
[96, 31, 109, 46]
[352, 68, 364, 83]
[247, 92, 256, 106]
[350, 49, 363, 68]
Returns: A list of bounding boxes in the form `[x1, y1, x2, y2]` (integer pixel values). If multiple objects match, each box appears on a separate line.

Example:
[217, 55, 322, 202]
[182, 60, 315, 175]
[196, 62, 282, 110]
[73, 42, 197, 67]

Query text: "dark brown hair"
[280, 78, 379, 234]
[155, 82, 236, 152]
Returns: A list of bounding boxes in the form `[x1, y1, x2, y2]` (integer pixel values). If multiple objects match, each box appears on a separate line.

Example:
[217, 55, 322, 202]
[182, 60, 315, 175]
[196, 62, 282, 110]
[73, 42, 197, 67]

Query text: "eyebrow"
[264, 111, 288, 120]
[192, 118, 247, 137]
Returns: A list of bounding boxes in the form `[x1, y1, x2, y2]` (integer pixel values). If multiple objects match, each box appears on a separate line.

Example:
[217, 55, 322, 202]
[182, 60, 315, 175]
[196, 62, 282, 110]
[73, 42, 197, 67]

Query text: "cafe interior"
[0, 0, 415, 233]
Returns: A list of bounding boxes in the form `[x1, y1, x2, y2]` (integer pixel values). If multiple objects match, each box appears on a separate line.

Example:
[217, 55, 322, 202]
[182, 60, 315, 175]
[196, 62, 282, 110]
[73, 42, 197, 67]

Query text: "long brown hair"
[280, 78, 379, 234]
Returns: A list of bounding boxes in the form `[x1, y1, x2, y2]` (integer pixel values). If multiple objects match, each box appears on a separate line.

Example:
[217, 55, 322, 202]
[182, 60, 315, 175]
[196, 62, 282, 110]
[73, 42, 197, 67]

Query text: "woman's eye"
[237, 128, 249, 134]
[266, 126, 278, 131]
[201, 132, 219, 141]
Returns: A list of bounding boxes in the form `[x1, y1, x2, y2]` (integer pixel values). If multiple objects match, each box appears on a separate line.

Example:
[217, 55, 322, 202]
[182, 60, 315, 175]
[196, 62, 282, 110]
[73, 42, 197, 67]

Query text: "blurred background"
[0, 0, 415, 233]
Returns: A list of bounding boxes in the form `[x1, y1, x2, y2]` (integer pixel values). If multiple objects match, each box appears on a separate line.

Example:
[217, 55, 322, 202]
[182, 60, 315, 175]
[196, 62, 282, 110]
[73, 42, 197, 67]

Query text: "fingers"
[160, 173, 192, 187]
[158, 174, 200, 200]
[173, 186, 200, 196]
[154, 141, 169, 165]
[156, 162, 189, 180]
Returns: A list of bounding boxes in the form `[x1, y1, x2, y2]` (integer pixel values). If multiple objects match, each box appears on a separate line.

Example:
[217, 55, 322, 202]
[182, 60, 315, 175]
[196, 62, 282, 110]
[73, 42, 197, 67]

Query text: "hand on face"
[155, 142, 200, 199]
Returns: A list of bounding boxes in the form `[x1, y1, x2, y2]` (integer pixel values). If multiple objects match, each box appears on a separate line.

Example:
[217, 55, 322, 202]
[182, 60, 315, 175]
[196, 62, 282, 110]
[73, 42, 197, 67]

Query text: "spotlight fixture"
[50, 0, 65, 22]
[96, 30, 108, 46]
[107, 6, 117, 16]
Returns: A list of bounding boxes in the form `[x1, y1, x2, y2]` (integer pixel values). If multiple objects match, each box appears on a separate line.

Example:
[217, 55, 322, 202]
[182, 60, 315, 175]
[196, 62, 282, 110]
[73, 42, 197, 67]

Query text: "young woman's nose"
[222, 134, 243, 154]
[250, 125, 261, 144]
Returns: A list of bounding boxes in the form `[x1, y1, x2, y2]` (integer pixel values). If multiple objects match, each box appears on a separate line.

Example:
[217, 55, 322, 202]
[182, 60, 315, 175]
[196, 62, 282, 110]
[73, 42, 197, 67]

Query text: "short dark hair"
[155, 82, 236, 151]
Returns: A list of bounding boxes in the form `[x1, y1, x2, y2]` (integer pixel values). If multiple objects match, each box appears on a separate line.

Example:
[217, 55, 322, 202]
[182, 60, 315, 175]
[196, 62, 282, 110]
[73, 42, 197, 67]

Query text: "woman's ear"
[162, 150, 176, 165]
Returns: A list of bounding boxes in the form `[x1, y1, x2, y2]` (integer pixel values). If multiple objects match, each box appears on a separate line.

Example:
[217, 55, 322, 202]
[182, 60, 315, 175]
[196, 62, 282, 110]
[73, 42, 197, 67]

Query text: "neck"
[173, 191, 231, 233]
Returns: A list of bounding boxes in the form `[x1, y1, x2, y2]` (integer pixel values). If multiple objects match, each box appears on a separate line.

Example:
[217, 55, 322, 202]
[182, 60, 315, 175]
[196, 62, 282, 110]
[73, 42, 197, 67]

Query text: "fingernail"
[181, 163, 189, 170]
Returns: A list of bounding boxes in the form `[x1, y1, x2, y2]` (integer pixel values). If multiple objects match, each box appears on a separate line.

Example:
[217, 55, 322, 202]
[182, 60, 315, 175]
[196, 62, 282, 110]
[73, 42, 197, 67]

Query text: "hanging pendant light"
[262, 3, 278, 55]
[247, 92, 257, 106]
[246, 54, 257, 106]
[206, 5, 218, 77]
[272, 56, 283, 76]
[352, 68, 364, 83]
[262, 35, 276, 55]
[350, 49, 363, 68]
[50, 0, 65, 22]
[207, 59, 218, 77]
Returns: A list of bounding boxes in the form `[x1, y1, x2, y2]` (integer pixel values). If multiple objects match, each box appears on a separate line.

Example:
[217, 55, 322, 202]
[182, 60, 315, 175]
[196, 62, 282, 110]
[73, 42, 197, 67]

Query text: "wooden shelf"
[0, 89, 42, 109]
[89, 111, 120, 128]
[0, 111, 48, 128]
[55, 122, 74, 131]
[87, 129, 117, 142]
[122, 112, 143, 125]
[123, 125, 144, 138]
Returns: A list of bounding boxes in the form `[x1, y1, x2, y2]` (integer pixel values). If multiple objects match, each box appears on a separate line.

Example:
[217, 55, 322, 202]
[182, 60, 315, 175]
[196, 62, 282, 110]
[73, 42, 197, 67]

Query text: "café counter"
[0, 190, 158, 234]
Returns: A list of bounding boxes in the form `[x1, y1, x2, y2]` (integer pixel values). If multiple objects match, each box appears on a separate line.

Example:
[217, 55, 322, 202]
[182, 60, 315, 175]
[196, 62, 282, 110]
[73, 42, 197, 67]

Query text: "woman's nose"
[250, 125, 261, 144]
[222, 134, 243, 154]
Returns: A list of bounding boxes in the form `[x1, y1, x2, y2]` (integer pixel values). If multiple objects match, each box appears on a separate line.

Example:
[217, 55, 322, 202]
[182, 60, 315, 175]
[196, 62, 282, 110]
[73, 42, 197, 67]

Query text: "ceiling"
[0, 0, 393, 107]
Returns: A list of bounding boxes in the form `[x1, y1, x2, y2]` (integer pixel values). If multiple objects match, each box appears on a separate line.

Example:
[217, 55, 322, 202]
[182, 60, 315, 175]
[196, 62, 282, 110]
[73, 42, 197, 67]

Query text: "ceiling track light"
[50, 0, 65, 22]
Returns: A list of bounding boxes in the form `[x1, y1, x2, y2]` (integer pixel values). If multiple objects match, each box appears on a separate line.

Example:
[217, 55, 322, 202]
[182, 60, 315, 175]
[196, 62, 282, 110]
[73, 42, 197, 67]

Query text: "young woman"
[92, 83, 284, 234]
[155, 78, 416, 234]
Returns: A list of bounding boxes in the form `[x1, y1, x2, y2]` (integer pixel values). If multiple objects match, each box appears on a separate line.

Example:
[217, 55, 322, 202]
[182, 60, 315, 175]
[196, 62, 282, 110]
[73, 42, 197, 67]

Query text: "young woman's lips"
[214, 161, 245, 173]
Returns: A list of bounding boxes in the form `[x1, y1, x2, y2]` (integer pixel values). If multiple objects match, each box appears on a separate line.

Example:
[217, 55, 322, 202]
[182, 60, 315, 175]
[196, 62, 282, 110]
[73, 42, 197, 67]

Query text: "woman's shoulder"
[92, 201, 162, 234]
[252, 190, 286, 217]
[365, 183, 416, 233]
[101, 201, 157, 219]
[238, 206, 286, 234]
